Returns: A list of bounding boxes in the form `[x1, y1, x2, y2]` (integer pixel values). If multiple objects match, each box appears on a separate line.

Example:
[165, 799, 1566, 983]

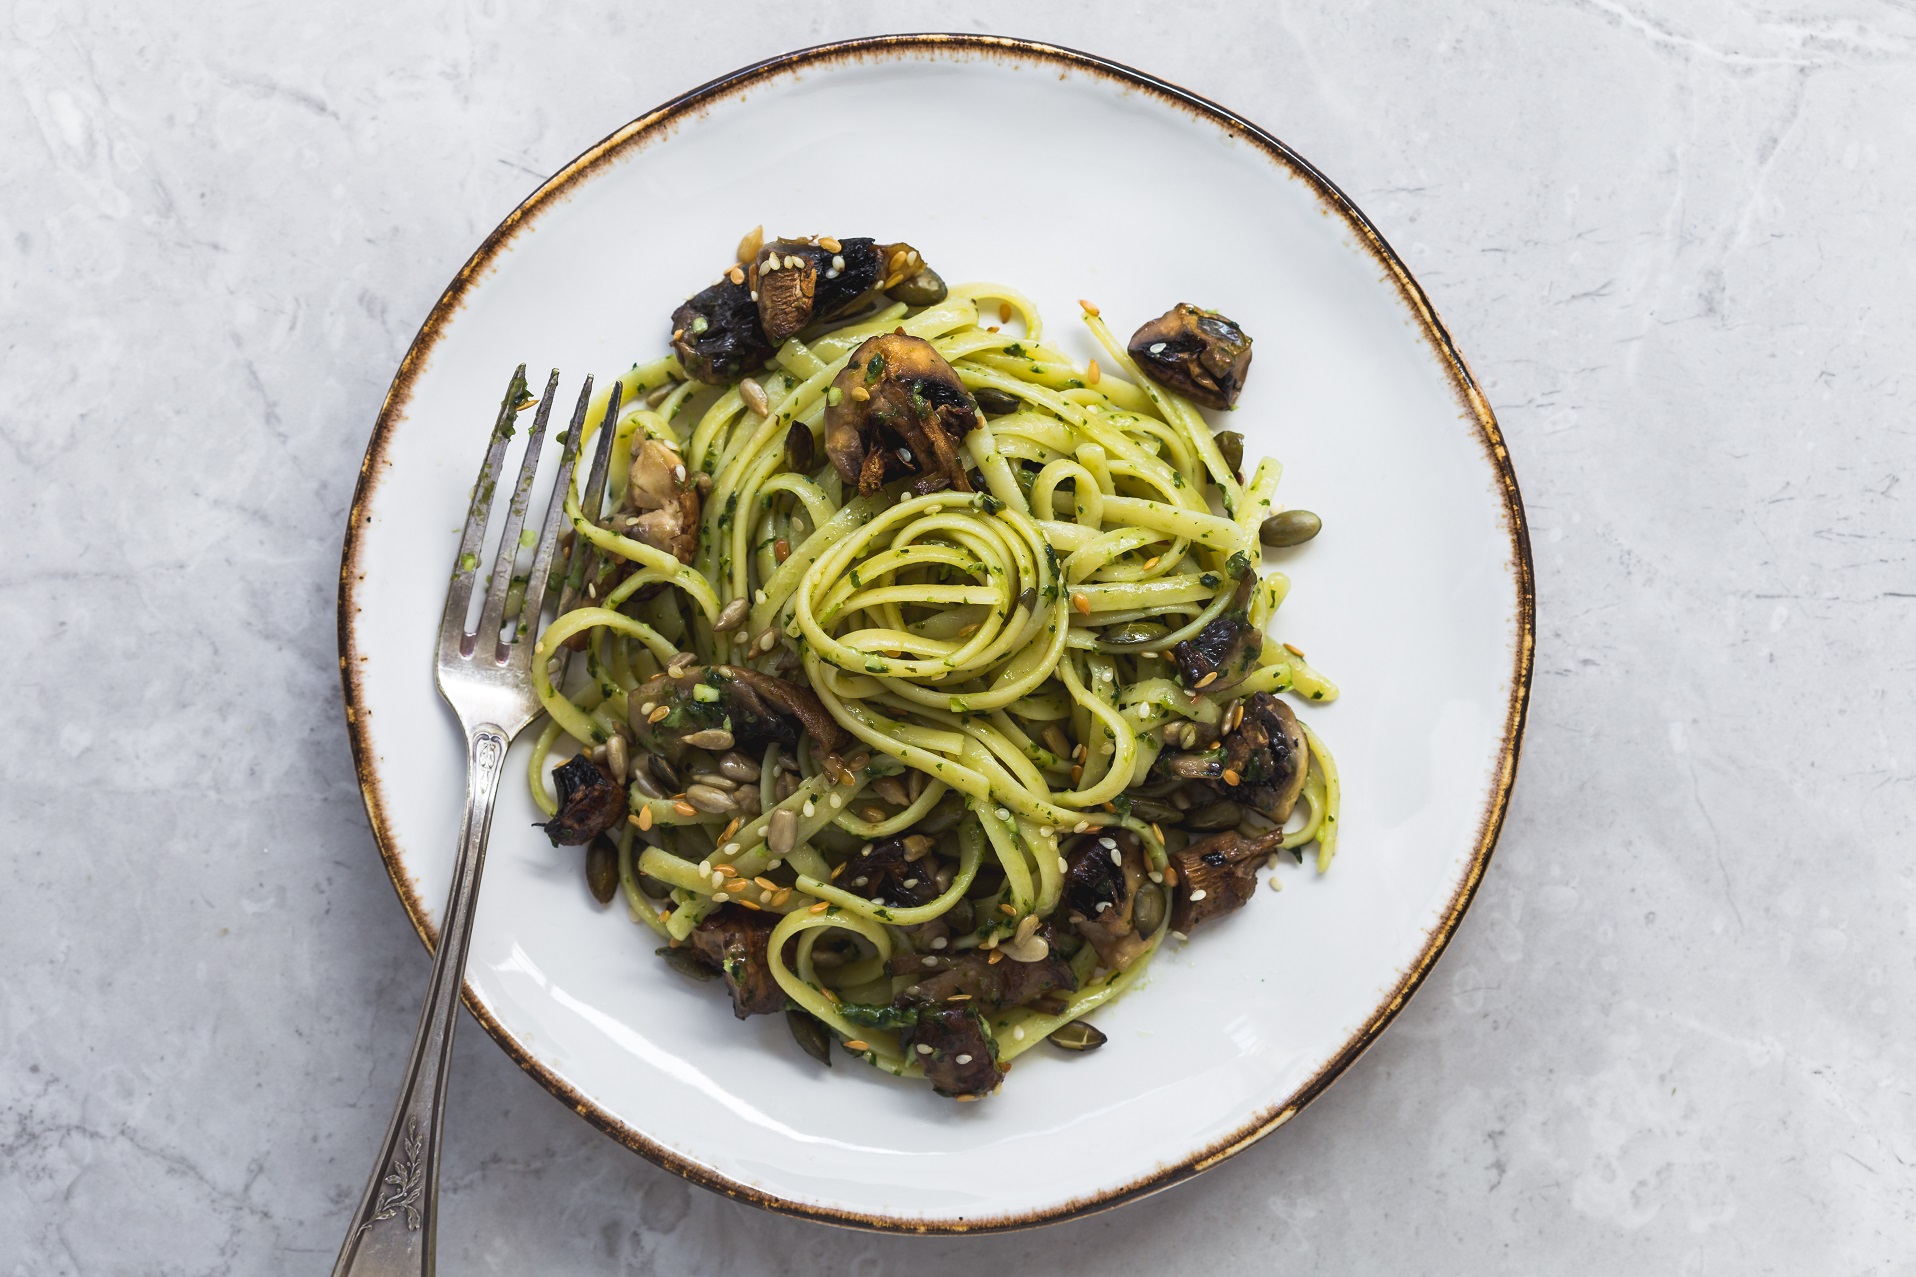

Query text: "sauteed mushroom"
[838, 834, 942, 910]
[1213, 692, 1310, 822]
[671, 276, 775, 385]
[823, 333, 979, 497]
[1059, 829, 1154, 972]
[622, 439, 701, 564]
[626, 664, 847, 763]
[1172, 574, 1262, 693]
[1166, 827, 1285, 931]
[753, 238, 887, 344]
[1127, 303, 1254, 410]
[897, 1001, 1002, 1098]
[539, 754, 627, 846]
[687, 906, 785, 1017]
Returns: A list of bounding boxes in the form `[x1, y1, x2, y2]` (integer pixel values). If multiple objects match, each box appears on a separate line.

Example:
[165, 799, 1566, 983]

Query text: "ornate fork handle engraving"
[358, 1119, 426, 1236]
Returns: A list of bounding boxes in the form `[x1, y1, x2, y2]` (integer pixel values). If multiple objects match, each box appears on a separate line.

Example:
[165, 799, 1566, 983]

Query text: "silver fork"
[332, 366, 623, 1277]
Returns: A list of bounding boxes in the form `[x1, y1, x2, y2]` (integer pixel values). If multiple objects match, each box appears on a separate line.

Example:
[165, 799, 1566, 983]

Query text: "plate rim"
[335, 31, 1536, 1233]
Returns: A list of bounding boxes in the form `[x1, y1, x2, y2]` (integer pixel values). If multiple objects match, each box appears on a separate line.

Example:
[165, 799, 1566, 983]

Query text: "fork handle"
[332, 724, 508, 1277]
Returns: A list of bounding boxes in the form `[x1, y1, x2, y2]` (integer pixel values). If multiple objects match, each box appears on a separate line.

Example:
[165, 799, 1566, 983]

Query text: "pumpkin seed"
[884, 265, 948, 307]
[585, 836, 619, 904]
[657, 946, 717, 981]
[627, 756, 665, 800]
[787, 1009, 834, 1067]
[784, 420, 815, 473]
[973, 386, 1021, 416]
[1048, 1020, 1107, 1052]
[1258, 509, 1322, 548]
[1132, 884, 1166, 936]
[734, 784, 762, 817]
[1184, 798, 1243, 830]
[1216, 430, 1245, 478]
[1103, 620, 1169, 647]
[1127, 797, 1182, 824]
[647, 753, 681, 793]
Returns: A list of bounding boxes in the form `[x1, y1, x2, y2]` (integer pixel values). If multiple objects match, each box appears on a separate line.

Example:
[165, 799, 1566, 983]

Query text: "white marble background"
[3, 0, 1913, 1272]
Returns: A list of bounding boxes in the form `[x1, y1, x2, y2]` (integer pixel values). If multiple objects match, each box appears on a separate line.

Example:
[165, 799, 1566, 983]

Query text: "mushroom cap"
[540, 754, 627, 846]
[1167, 826, 1285, 932]
[823, 333, 979, 497]
[671, 276, 775, 385]
[1127, 303, 1255, 410]
[624, 439, 701, 564]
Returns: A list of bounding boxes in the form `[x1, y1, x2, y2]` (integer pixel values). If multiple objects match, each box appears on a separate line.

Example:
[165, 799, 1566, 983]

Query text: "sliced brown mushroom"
[622, 439, 701, 564]
[837, 834, 942, 910]
[539, 754, 627, 846]
[671, 276, 776, 385]
[896, 1000, 1004, 1097]
[753, 238, 888, 343]
[1059, 829, 1153, 972]
[626, 664, 848, 763]
[899, 937, 1077, 1012]
[1127, 303, 1254, 410]
[1167, 827, 1285, 931]
[1172, 573, 1263, 693]
[1214, 692, 1310, 822]
[823, 333, 979, 497]
[686, 906, 785, 1017]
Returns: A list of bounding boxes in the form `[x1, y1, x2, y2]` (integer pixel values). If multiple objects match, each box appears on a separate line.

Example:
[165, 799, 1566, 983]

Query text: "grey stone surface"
[4, 1, 1913, 1272]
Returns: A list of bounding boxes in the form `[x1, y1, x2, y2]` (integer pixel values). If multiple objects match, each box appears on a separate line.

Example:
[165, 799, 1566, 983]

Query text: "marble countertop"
[5, 2, 1913, 1271]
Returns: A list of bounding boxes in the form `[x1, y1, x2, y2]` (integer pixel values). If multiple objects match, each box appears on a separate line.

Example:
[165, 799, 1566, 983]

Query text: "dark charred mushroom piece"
[1167, 827, 1285, 931]
[1214, 692, 1310, 822]
[900, 939, 1077, 1012]
[838, 834, 942, 909]
[754, 238, 887, 343]
[623, 439, 701, 564]
[627, 665, 848, 762]
[687, 906, 785, 1017]
[540, 754, 627, 846]
[823, 334, 980, 497]
[1127, 303, 1254, 410]
[672, 276, 775, 385]
[897, 1000, 1004, 1097]
[1173, 573, 1262, 693]
[1059, 829, 1152, 971]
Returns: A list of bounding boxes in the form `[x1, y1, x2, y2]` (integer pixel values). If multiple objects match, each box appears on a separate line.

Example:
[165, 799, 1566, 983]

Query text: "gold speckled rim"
[336, 32, 1535, 1234]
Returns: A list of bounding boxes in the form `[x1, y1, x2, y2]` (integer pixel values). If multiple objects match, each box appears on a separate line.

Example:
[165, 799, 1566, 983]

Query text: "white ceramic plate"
[339, 35, 1533, 1231]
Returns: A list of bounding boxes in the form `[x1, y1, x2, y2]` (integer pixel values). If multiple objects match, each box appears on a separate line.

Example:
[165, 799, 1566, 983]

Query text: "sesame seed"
[803, 799, 816, 817]
[931, 936, 948, 949]
[830, 794, 843, 809]
[988, 950, 1004, 964]
[1143, 556, 1160, 569]
[1149, 342, 1166, 355]
[673, 801, 697, 816]
[712, 891, 730, 902]
[956, 1053, 973, 1065]
[1095, 900, 1112, 913]
[922, 955, 938, 967]
[809, 900, 829, 913]
[998, 902, 1017, 916]
[1057, 857, 1069, 872]
[1149, 871, 1164, 884]
[710, 871, 725, 888]
[1194, 671, 1219, 689]
[1078, 299, 1100, 317]
[728, 265, 744, 284]
[995, 807, 1011, 822]
[1110, 849, 1122, 866]
[1099, 836, 1117, 851]
[648, 705, 670, 723]
[998, 302, 1013, 323]
[845, 1040, 869, 1051]
[1071, 593, 1091, 615]
[698, 860, 712, 874]
[1014, 1026, 1026, 1040]
[1075, 821, 1090, 833]
[1189, 889, 1208, 901]
[916, 1043, 933, 1055]
[1270, 875, 1284, 892]
[860, 843, 874, 857]
[1171, 930, 1189, 941]
[903, 878, 919, 889]
[1086, 360, 1101, 385]
[830, 863, 845, 880]
[636, 807, 654, 831]
[1284, 642, 1306, 657]
[852, 877, 868, 887]
[754, 876, 777, 891]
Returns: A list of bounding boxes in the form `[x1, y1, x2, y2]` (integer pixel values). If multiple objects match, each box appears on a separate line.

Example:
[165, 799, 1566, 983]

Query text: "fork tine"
[546, 380, 624, 672]
[474, 368, 561, 660]
[515, 377, 599, 677]
[438, 364, 529, 656]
